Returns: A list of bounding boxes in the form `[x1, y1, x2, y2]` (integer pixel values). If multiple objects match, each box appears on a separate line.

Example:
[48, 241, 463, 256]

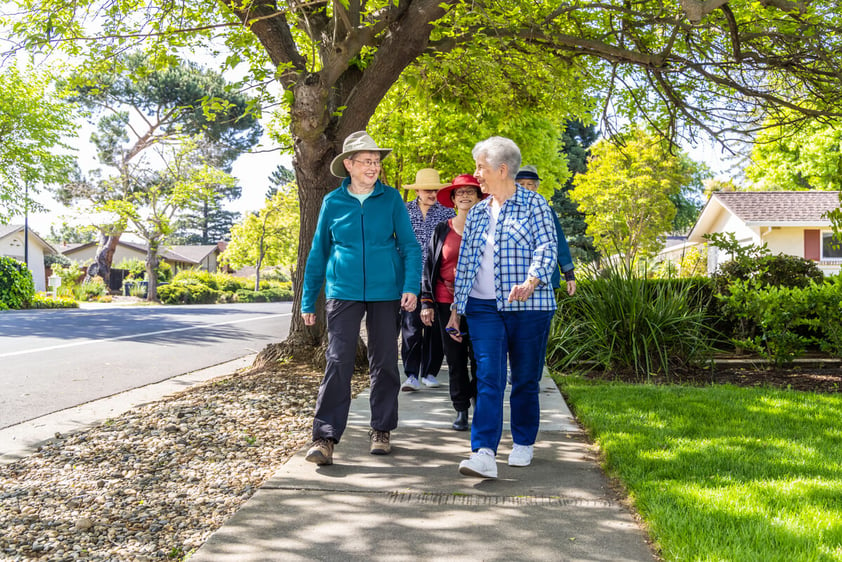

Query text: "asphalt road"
[0, 302, 293, 429]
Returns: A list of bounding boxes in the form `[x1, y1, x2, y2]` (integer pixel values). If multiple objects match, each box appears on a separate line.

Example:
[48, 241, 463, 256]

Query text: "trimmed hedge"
[157, 272, 291, 305]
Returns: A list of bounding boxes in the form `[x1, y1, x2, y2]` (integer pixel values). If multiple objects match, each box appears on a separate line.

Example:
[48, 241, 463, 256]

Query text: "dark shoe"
[369, 430, 391, 455]
[452, 410, 469, 431]
[305, 438, 334, 465]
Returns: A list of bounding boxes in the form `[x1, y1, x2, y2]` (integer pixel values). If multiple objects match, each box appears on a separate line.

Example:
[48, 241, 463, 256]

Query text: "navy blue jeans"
[465, 297, 554, 454]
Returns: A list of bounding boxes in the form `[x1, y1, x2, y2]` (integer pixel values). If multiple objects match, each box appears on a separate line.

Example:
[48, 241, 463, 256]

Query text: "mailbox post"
[48, 274, 61, 297]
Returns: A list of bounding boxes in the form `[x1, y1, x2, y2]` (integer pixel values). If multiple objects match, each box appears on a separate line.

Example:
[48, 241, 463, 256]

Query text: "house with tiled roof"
[58, 240, 225, 274]
[0, 225, 57, 291]
[685, 191, 842, 275]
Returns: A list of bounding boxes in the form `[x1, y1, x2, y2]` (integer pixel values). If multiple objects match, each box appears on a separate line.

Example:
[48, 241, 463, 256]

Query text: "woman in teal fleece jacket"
[300, 131, 421, 467]
[301, 176, 421, 310]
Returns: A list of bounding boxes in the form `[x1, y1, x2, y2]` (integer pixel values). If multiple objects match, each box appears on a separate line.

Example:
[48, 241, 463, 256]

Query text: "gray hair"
[472, 136, 522, 180]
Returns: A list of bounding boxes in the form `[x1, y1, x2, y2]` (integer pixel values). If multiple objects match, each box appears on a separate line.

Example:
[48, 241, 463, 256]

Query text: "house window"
[821, 231, 842, 260]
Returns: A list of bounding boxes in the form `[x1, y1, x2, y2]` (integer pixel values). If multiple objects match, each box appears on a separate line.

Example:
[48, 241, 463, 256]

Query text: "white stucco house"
[0, 225, 58, 291]
[685, 191, 842, 275]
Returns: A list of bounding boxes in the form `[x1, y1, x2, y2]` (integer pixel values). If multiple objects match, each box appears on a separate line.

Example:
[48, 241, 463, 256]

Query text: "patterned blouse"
[406, 199, 456, 275]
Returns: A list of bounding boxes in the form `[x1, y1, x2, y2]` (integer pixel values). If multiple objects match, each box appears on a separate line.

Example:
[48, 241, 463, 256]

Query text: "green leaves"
[0, 64, 76, 220]
[0, 256, 36, 309]
[570, 127, 706, 266]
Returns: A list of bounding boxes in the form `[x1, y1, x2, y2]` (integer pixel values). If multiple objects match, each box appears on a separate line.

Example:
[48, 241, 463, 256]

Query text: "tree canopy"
[222, 185, 300, 290]
[6, 0, 842, 353]
[570, 127, 707, 266]
[746, 118, 842, 191]
[55, 54, 261, 284]
[0, 64, 76, 221]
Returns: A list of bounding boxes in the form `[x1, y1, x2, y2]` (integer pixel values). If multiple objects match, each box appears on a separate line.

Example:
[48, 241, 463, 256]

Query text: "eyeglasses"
[454, 188, 478, 196]
[351, 159, 381, 168]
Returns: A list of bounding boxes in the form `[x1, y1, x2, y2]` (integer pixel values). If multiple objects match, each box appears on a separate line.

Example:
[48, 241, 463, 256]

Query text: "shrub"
[73, 276, 107, 301]
[115, 258, 146, 280]
[172, 269, 218, 289]
[157, 261, 172, 283]
[158, 281, 219, 304]
[706, 232, 823, 292]
[215, 274, 249, 293]
[29, 293, 79, 309]
[0, 256, 35, 309]
[261, 268, 291, 283]
[50, 263, 86, 297]
[158, 284, 191, 304]
[235, 288, 256, 302]
[547, 263, 717, 380]
[716, 280, 814, 366]
[44, 253, 72, 269]
[792, 276, 842, 359]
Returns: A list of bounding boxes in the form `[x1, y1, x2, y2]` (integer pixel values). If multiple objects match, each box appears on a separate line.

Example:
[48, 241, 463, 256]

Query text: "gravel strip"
[0, 363, 367, 561]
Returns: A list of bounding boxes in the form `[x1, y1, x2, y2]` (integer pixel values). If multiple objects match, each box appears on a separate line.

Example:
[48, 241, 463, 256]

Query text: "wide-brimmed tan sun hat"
[404, 168, 449, 190]
[330, 131, 393, 178]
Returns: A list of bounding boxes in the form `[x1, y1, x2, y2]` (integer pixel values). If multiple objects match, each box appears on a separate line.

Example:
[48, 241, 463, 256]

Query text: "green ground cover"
[555, 375, 842, 561]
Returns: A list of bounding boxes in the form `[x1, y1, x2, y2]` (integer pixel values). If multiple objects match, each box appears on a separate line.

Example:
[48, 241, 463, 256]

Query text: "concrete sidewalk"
[189, 371, 656, 561]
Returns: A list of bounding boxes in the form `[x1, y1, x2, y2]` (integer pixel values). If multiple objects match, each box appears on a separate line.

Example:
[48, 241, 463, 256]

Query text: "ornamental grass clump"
[548, 262, 717, 381]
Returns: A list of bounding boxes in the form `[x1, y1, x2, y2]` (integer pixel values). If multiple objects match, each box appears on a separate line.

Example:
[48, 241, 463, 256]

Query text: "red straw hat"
[437, 174, 487, 208]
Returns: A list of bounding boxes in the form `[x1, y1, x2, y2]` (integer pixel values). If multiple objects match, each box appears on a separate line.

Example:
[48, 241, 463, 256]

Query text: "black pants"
[313, 299, 401, 443]
[435, 302, 477, 412]
[401, 304, 444, 379]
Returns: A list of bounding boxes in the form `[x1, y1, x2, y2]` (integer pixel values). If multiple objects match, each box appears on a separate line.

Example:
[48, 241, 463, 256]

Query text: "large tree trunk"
[242, 0, 449, 370]
[269, 129, 336, 364]
[86, 232, 122, 288]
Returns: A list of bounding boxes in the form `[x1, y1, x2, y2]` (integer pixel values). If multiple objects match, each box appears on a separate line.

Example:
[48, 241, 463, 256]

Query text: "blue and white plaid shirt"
[406, 199, 455, 274]
[453, 185, 558, 314]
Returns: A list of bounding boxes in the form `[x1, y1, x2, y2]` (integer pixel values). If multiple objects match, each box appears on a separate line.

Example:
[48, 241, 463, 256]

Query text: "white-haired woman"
[447, 136, 558, 479]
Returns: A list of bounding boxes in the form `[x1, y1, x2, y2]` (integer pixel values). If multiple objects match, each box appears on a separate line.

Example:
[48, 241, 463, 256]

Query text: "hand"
[420, 307, 434, 326]
[508, 277, 537, 303]
[566, 280, 577, 296]
[445, 312, 463, 342]
[301, 313, 316, 326]
[401, 292, 417, 312]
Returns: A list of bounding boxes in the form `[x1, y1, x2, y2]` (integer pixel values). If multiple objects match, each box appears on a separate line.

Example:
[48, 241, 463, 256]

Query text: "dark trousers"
[313, 299, 401, 443]
[401, 303, 444, 379]
[435, 302, 477, 412]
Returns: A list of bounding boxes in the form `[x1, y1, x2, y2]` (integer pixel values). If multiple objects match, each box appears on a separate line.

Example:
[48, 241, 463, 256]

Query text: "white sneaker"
[421, 375, 441, 388]
[458, 448, 497, 479]
[508, 444, 534, 467]
[401, 376, 421, 391]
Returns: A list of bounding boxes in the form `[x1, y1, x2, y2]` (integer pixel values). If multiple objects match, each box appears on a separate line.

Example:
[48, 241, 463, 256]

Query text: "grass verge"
[553, 374, 842, 561]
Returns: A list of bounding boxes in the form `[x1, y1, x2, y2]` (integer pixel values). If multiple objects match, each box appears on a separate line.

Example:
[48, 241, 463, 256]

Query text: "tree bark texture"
[86, 233, 122, 289]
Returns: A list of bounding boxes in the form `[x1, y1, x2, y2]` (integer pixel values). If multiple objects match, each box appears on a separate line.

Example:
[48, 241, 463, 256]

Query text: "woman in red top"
[420, 174, 487, 431]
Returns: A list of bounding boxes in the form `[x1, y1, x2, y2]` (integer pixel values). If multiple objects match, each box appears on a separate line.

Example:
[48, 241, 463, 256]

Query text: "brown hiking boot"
[305, 438, 334, 465]
[369, 430, 391, 455]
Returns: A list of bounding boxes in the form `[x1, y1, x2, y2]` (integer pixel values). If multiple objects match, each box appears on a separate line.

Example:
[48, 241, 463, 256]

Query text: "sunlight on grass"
[555, 375, 842, 561]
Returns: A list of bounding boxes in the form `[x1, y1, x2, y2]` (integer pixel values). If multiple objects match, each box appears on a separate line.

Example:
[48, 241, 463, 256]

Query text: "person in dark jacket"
[419, 174, 487, 430]
[301, 131, 421, 466]
[515, 165, 576, 296]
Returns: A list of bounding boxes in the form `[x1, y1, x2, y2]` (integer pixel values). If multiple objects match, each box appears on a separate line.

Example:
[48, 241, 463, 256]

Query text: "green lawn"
[554, 375, 842, 562]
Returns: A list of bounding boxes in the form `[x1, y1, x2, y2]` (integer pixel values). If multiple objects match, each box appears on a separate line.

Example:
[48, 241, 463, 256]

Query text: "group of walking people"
[299, 130, 576, 479]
